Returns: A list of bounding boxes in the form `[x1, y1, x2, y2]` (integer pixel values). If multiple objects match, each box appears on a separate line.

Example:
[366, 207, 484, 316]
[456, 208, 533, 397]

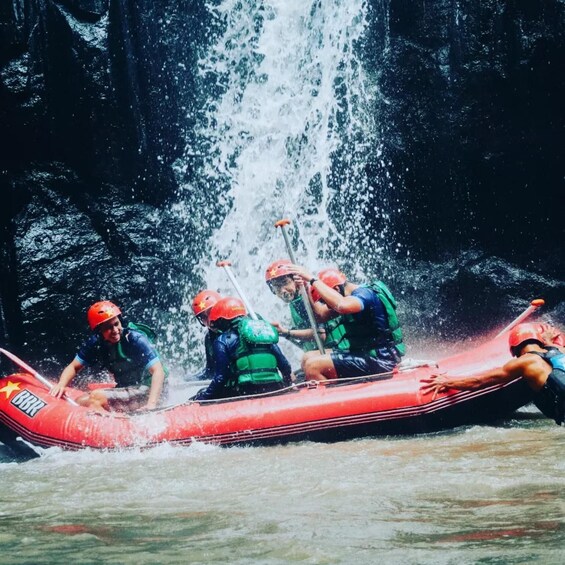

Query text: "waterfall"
[172, 0, 391, 366]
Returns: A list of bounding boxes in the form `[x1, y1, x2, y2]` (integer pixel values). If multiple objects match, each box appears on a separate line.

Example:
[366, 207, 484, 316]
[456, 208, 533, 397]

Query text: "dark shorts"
[234, 382, 286, 398]
[331, 351, 398, 379]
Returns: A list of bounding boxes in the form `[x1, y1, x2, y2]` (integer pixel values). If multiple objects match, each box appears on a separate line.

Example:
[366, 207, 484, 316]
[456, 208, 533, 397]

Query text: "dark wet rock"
[0, 1, 563, 369]
[2, 164, 190, 363]
[364, 0, 565, 266]
[387, 252, 564, 345]
[439, 253, 564, 336]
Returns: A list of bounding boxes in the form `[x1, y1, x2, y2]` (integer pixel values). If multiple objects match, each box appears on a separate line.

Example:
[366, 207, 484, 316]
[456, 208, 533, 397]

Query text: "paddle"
[0, 347, 79, 406]
[216, 260, 260, 320]
[274, 218, 326, 354]
[494, 298, 545, 338]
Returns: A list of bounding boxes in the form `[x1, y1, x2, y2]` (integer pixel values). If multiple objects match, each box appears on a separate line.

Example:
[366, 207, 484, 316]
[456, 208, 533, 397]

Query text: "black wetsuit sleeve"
[193, 336, 232, 400]
[273, 344, 292, 384]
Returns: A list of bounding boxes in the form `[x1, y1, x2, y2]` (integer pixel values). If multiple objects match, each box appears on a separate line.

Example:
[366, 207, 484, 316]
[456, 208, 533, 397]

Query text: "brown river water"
[0, 407, 563, 564]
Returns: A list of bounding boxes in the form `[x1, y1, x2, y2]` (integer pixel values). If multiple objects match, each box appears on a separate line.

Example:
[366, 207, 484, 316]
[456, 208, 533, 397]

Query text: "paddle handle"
[275, 219, 326, 354]
[0, 347, 79, 406]
[495, 298, 545, 338]
[216, 261, 259, 320]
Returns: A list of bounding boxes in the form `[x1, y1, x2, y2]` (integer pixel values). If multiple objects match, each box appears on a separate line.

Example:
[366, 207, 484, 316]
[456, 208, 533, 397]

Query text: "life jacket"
[324, 281, 405, 357]
[528, 347, 565, 425]
[228, 318, 283, 388]
[109, 322, 167, 387]
[289, 297, 318, 352]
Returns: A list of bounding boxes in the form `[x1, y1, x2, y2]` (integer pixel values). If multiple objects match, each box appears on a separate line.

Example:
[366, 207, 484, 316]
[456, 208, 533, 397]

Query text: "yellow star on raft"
[0, 380, 21, 400]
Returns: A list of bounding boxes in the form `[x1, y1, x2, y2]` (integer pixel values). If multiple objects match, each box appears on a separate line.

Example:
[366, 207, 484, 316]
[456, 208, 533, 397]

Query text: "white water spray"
[172, 0, 387, 365]
[197, 0, 378, 284]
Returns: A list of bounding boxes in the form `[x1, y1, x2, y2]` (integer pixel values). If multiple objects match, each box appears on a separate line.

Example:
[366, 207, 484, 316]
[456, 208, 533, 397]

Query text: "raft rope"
[187, 360, 438, 404]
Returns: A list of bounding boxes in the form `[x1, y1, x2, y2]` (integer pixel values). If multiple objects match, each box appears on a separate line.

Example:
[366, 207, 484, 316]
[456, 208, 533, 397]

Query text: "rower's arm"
[50, 358, 84, 397]
[421, 358, 525, 399]
[442, 366, 516, 390]
[145, 361, 166, 409]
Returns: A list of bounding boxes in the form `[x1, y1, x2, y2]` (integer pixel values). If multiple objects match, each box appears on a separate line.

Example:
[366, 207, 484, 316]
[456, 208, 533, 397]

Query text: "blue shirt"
[194, 329, 292, 400]
[348, 286, 389, 334]
[75, 329, 160, 387]
[339, 285, 399, 360]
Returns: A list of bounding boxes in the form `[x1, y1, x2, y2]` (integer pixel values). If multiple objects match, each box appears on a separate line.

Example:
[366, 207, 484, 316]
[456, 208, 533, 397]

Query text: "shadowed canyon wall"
[1, 0, 563, 368]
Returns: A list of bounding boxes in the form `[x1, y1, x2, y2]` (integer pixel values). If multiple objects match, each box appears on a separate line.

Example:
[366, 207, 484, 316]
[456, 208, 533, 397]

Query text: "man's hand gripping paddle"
[274, 219, 326, 354]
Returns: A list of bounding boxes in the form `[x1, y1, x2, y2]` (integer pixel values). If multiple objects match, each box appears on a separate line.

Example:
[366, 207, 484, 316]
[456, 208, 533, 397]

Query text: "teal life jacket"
[324, 281, 405, 357]
[113, 322, 168, 386]
[228, 318, 283, 388]
[289, 296, 318, 352]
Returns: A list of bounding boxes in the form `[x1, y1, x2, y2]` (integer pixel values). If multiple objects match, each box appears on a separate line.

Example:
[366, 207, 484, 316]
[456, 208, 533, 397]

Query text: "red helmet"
[318, 268, 346, 288]
[508, 323, 543, 355]
[87, 301, 122, 331]
[265, 259, 292, 283]
[192, 290, 221, 316]
[208, 297, 247, 324]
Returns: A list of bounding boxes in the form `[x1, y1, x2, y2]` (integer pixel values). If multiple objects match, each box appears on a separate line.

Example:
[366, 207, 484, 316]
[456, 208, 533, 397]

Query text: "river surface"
[1, 409, 563, 564]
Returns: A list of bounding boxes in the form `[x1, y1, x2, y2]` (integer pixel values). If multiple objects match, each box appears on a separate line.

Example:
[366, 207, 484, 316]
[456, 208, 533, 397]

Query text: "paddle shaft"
[0, 347, 79, 406]
[276, 221, 326, 354]
[217, 262, 259, 320]
[495, 298, 545, 338]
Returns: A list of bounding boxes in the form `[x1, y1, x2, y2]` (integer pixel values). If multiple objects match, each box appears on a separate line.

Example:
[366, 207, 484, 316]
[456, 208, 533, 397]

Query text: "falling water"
[173, 0, 389, 307]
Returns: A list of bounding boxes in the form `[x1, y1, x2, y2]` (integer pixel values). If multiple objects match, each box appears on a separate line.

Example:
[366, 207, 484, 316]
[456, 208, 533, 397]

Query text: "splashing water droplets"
[170, 1, 388, 364]
[197, 1, 375, 284]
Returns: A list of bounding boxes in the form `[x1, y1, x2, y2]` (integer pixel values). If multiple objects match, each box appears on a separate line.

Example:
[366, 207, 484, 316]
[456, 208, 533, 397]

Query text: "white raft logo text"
[11, 390, 46, 418]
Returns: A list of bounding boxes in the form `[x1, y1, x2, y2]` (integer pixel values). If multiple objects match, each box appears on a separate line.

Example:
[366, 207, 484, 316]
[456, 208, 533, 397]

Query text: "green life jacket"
[289, 297, 318, 352]
[114, 322, 169, 386]
[324, 281, 405, 357]
[229, 318, 283, 387]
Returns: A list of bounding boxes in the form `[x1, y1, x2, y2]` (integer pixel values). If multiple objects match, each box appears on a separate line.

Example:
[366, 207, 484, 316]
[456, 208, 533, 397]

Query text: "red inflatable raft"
[0, 331, 534, 455]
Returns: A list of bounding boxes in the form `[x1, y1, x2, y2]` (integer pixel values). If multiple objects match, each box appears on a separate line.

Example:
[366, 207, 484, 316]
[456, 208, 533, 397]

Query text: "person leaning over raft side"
[189, 289, 222, 380]
[285, 265, 405, 381]
[191, 297, 293, 401]
[265, 259, 325, 352]
[420, 323, 565, 425]
[50, 301, 167, 412]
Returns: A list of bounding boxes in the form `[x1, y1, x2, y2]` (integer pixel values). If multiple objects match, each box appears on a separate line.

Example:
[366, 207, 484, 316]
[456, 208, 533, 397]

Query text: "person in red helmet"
[190, 289, 222, 380]
[265, 259, 324, 352]
[191, 297, 293, 401]
[421, 322, 565, 425]
[50, 301, 167, 411]
[286, 264, 405, 381]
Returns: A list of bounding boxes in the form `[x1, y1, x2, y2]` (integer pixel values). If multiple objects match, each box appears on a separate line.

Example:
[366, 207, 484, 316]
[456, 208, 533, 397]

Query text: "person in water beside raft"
[285, 265, 405, 381]
[189, 289, 222, 380]
[421, 323, 565, 425]
[265, 259, 325, 352]
[191, 297, 293, 401]
[50, 301, 167, 411]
